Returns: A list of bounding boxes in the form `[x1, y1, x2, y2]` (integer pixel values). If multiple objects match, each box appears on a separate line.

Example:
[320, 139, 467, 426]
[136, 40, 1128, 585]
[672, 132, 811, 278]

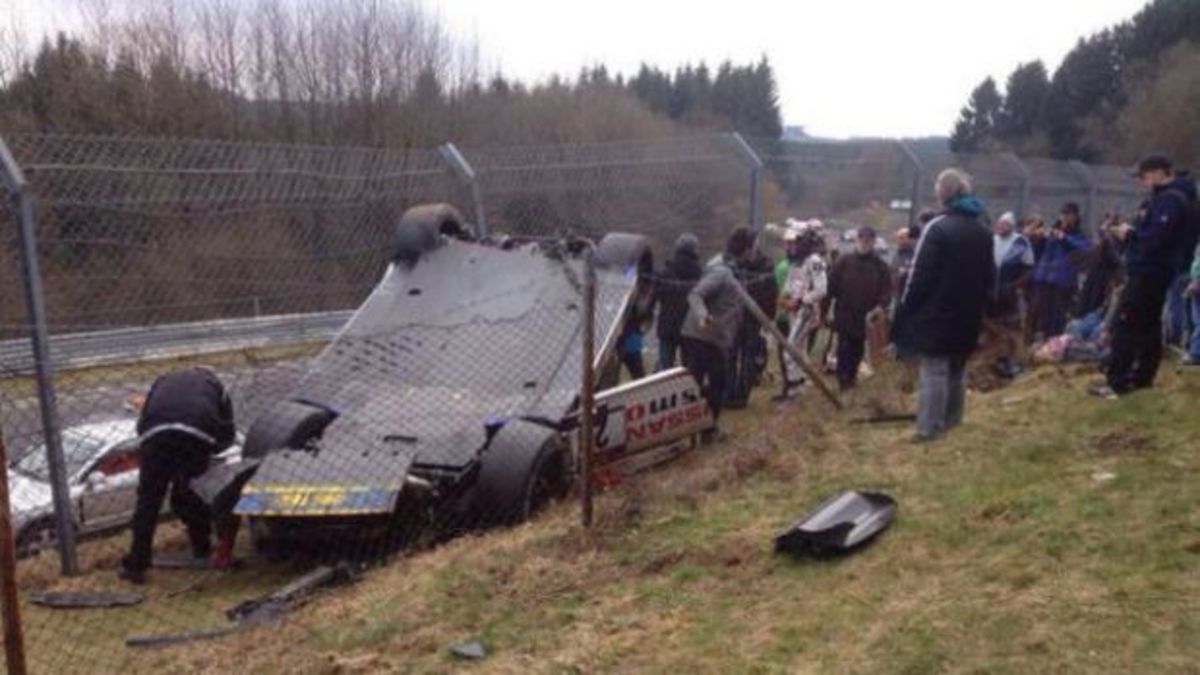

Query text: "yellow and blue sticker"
[235, 484, 400, 516]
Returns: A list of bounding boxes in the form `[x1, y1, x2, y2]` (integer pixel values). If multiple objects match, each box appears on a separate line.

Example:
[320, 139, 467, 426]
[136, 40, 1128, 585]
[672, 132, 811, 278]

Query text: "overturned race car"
[211, 205, 711, 553]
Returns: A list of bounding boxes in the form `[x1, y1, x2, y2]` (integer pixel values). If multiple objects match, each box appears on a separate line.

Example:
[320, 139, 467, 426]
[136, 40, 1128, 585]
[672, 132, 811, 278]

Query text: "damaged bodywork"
[206, 204, 709, 550]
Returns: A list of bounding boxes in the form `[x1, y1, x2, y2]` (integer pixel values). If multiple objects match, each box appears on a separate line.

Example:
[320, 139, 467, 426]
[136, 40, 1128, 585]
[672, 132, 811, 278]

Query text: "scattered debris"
[126, 562, 360, 648]
[775, 491, 897, 557]
[30, 591, 144, 609]
[449, 639, 489, 661]
[1091, 427, 1155, 455]
[849, 413, 918, 425]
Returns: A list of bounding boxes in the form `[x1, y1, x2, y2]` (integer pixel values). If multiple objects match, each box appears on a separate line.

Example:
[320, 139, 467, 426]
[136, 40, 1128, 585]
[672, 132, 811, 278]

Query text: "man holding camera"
[1029, 203, 1091, 340]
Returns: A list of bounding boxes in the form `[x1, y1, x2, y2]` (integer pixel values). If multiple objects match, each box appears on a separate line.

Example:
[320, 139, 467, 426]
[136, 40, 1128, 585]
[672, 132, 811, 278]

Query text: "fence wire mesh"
[0, 130, 1153, 673]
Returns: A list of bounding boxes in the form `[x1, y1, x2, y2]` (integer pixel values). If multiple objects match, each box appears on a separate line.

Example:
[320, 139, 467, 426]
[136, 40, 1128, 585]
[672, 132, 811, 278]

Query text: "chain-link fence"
[0, 130, 1149, 672]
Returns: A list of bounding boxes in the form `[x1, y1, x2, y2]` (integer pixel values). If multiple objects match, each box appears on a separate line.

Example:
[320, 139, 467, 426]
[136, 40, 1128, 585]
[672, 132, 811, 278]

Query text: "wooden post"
[731, 280, 843, 410]
[0, 428, 29, 675]
[579, 252, 596, 528]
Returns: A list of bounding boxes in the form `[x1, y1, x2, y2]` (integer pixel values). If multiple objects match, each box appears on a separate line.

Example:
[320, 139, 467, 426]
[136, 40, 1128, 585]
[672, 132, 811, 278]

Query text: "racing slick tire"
[242, 399, 337, 460]
[393, 203, 468, 263]
[594, 233, 652, 275]
[469, 419, 571, 528]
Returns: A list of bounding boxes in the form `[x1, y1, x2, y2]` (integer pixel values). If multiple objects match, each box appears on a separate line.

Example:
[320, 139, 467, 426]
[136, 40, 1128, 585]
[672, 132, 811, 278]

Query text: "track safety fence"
[0, 129, 1148, 673]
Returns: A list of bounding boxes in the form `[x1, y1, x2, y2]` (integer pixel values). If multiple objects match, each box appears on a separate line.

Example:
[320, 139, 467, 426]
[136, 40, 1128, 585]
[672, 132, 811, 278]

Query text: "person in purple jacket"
[1028, 202, 1091, 339]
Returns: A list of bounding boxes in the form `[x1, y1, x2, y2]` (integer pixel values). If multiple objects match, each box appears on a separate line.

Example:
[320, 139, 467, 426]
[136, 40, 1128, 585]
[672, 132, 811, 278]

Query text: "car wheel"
[243, 399, 337, 460]
[393, 203, 467, 263]
[16, 519, 58, 559]
[594, 233, 652, 274]
[468, 420, 571, 528]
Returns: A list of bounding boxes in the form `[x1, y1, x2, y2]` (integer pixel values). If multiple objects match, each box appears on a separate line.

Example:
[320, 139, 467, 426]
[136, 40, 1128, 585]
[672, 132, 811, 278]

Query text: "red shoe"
[212, 532, 236, 570]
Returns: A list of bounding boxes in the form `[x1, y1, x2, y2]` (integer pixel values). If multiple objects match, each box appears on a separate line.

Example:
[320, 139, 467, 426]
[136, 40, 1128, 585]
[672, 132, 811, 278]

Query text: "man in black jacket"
[119, 367, 236, 584]
[893, 169, 994, 441]
[1095, 154, 1198, 397]
[822, 226, 892, 390]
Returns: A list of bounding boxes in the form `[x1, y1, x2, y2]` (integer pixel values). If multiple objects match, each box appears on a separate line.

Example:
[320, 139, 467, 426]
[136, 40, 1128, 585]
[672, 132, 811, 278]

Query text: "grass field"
[13, 360, 1200, 674]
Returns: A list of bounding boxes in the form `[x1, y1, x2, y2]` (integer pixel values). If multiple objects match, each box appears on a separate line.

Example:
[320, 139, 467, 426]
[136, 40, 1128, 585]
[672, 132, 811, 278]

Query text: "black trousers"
[1107, 273, 1172, 394]
[682, 337, 727, 426]
[836, 332, 866, 390]
[124, 439, 213, 571]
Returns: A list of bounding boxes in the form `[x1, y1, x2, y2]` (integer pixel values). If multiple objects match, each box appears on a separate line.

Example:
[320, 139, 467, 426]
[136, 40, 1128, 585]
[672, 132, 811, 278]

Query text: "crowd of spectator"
[628, 153, 1199, 440]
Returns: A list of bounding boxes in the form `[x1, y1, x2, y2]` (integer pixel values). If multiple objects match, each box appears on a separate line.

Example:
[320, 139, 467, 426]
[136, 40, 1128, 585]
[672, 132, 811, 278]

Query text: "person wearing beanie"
[653, 233, 703, 371]
[1029, 202, 1091, 339]
[681, 227, 754, 438]
[987, 211, 1035, 378]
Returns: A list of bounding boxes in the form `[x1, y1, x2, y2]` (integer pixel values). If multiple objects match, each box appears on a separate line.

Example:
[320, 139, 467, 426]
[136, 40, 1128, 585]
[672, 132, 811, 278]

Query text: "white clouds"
[436, 0, 1147, 138]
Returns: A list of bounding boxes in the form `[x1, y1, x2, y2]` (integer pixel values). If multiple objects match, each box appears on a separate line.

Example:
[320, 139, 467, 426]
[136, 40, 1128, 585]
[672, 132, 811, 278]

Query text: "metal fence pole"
[896, 141, 925, 227]
[1068, 160, 1098, 234]
[0, 137, 78, 575]
[439, 142, 488, 239]
[0, 425, 29, 675]
[726, 132, 764, 231]
[1002, 153, 1032, 221]
[579, 251, 596, 528]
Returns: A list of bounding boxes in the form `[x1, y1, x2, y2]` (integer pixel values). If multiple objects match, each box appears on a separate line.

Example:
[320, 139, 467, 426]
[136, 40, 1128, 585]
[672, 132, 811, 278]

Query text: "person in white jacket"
[778, 223, 828, 396]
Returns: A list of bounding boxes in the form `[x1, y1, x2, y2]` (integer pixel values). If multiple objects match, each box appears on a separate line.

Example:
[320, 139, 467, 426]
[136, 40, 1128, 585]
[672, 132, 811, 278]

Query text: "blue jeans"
[1164, 274, 1189, 346]
[1189, 293, 1200, 359]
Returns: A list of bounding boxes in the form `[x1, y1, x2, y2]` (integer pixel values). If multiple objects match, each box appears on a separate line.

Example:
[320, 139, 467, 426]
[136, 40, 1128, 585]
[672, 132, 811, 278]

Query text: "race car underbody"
[211, 205, 710, 550]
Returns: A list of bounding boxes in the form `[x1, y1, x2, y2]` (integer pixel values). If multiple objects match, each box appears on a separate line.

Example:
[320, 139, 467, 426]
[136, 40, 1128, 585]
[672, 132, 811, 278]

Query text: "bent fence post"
[727, 133, 764, 231]
[897, 141, 925, 227]
[579, 251, 596, 528]
[1068, 160, 1098, 234]
[439, 142, 488, 239]
[0, 425, 29, 675]
[1002, 153, 1032, 221]
[731, 280, 842, 410]
[0, 136, 78, 576]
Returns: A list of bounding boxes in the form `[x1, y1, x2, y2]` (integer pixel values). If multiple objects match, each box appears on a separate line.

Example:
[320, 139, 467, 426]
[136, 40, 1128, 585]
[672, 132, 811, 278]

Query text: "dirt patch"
[1091, 427, 1156, 455]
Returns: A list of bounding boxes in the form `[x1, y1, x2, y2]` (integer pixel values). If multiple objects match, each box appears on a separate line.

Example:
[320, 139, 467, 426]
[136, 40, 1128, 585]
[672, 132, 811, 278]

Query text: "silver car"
[7, 419, 240, 557]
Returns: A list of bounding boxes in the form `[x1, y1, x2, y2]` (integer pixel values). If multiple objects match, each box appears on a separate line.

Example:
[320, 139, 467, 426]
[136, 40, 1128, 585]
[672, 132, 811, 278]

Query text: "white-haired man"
[892, 169, 994, 441]
[988, 211, 1035, 377]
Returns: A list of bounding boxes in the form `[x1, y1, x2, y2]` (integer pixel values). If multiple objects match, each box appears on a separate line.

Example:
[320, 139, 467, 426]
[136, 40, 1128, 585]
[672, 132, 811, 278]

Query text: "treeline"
[0, 0, 781, 148]
[951, 0, 1200, 165]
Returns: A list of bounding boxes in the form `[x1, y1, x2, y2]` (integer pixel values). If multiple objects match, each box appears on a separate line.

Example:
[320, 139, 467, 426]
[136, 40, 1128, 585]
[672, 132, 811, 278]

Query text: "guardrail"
[0, 311, 351, 375]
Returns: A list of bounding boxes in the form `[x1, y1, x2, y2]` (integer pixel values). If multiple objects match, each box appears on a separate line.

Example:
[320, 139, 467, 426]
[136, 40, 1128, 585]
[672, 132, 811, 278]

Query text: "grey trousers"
[917, 355, 967, 438]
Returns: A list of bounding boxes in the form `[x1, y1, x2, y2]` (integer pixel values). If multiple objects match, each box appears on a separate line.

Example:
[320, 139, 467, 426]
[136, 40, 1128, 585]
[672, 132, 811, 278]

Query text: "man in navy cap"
[1093, 154, 1198, 397]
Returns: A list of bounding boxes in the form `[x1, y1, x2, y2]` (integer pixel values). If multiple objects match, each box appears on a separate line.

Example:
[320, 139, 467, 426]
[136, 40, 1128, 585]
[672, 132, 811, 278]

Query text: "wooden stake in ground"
[732, 280, 843, 410]
[579, 254, 597, 528]
[0, 428, 28, 675]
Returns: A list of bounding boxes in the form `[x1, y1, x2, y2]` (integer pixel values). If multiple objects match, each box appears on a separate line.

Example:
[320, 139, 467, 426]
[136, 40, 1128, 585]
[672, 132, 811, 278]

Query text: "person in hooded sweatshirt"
[681, 227, 754, 437]
[892, 169, 994, 442]
[653, 234, 703, 371]
[1094, 154, 1199, 397]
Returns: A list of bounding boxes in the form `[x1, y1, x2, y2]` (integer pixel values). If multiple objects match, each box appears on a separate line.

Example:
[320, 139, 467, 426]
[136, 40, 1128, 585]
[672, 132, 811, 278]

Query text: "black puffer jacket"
[892, 205, 994, 357]
[654, 235, 703, 341]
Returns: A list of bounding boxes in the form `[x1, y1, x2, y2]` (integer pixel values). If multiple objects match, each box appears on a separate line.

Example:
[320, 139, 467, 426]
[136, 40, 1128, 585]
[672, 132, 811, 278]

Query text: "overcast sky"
[435, 0, 1148, 138]
[8, 0, 1149, 139]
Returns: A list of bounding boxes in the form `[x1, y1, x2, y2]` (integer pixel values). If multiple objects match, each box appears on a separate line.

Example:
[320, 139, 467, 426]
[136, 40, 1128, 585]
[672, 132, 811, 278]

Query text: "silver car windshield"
[14, 430, 113, 482]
